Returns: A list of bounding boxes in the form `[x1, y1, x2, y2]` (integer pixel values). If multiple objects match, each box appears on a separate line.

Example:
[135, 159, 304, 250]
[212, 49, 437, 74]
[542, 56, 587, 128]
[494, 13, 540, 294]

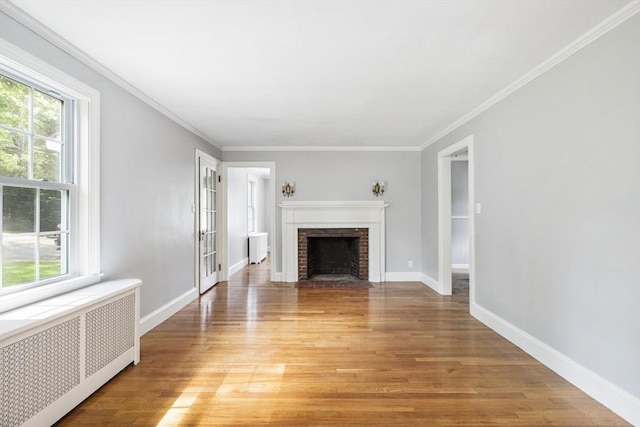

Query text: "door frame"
[194, 149, 221, 293]
[437, 135, 475, 305]
[220, 161, 277, 282]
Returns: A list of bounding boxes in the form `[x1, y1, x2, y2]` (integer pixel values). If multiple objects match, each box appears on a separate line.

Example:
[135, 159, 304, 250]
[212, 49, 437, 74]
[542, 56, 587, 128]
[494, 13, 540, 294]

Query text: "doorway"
[220, 162, 277, 282]
[437, 135, 475, 305]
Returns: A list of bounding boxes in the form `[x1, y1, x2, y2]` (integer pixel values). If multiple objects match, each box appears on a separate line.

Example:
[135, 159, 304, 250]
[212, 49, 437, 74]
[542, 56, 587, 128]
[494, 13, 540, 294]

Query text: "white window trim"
[0, 39, 101, 313]
[247, 175, 257, 234]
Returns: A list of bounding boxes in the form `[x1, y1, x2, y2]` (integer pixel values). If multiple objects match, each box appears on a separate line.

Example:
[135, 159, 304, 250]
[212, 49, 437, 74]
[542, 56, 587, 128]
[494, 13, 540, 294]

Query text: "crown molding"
[222, 145, 421, 152]
[420, 0, 640, 151]
[0, 1, 220, 149]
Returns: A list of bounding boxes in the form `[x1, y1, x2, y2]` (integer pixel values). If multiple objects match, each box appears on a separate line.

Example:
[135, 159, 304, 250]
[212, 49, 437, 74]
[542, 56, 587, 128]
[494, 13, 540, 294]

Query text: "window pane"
[0, 128, 30, 179]
[40, 189, 62, 232]
[34, 90, 62, 139]
[39, 235, 65, 280]
[0, 74, 30, 132]
[3, 186, 36, 233]
[34, 138, 61, 182]
[211, 188, 216, 210]
[2, 235, 36, 286]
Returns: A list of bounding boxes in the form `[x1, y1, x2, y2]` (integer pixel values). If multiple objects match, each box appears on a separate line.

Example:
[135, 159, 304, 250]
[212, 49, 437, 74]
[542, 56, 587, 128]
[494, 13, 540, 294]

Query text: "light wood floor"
[56, 259, 628, 426]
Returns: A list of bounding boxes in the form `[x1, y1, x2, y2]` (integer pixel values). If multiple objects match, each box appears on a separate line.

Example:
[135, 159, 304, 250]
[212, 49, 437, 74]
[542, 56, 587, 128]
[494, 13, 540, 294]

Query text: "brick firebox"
[298, 228, 369, 280]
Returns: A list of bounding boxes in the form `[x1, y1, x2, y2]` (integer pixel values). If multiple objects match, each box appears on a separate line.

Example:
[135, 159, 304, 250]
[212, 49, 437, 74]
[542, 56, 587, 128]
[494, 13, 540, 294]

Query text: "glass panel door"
[199, 156, 218, 293]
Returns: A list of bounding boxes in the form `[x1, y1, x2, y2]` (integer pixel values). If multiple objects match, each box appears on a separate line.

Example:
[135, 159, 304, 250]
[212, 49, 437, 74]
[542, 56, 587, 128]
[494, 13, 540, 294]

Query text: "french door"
[199, 155, 218, 293]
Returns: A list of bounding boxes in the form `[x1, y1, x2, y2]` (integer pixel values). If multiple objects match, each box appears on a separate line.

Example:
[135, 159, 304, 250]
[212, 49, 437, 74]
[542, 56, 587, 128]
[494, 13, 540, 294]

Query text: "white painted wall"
[0, 11, 222, 318]
[451, 160, 469, 265]
[227, 168, 249, 268]
[257, 175, 271, 247]
[222, 150, 422, 275]
[422, 14, 640, 400]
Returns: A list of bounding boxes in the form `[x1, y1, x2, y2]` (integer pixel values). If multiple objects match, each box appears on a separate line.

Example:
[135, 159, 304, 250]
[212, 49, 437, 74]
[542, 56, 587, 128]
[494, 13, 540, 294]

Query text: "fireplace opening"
[298, 228, 369, 280]
[308, 237, 359, 279]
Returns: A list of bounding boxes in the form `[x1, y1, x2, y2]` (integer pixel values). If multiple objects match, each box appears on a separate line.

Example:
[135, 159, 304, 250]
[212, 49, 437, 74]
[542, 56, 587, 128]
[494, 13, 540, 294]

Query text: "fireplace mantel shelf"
[279, 201, 389, 209]
[280, 201, 387, 282]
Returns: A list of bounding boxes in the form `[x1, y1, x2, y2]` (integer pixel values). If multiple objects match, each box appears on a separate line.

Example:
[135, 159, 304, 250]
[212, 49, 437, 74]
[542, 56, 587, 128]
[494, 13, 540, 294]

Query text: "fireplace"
[280, 201, 387, 282]
[298, 228, 369, 280]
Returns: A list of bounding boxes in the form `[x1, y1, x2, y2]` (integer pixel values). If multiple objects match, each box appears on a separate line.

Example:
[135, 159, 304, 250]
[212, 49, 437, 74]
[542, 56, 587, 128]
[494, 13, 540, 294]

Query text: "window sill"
[0, 274, 102, 314]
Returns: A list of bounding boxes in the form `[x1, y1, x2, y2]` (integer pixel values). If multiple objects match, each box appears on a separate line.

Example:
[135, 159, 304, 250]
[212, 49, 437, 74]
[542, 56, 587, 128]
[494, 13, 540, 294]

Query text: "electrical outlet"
[408, 260, 413, 268]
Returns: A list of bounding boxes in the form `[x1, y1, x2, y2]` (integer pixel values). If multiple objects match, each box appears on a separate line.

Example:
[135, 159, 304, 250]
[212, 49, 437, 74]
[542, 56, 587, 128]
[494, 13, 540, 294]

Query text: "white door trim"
[437, 135, 475, 305]
[220, 161, 277, 282]
[195, 149, 221, 293]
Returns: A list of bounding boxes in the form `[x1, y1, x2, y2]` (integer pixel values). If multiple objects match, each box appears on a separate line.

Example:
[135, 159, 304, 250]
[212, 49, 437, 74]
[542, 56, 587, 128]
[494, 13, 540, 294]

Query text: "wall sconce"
[282, 181, 295, 197]
[372, 181, 385, 197]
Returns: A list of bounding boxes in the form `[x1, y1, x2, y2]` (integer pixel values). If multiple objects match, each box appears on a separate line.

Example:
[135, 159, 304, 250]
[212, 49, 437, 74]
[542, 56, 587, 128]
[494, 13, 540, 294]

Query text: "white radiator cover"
[0, 279, 141, 427]
[249, 232, 268, 264]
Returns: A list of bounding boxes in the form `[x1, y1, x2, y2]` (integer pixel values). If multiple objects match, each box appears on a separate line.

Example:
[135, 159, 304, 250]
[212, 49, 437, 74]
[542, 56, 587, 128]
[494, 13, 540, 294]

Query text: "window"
[0, 40, 100, 309]
[1, 72, 72, 288]
[248, 177, 257, 234]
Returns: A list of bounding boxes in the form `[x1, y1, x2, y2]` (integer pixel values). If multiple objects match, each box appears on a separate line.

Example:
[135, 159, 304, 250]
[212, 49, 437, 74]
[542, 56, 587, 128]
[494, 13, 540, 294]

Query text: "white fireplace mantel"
[279, 201, 388, 282]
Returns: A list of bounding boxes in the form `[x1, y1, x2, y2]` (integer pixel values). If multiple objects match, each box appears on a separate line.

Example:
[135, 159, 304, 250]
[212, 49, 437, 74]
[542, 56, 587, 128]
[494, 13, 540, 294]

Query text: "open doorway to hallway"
[437, 135, 475, 305]
[221, 162, 277, 283]
[451, 154, 469, 297]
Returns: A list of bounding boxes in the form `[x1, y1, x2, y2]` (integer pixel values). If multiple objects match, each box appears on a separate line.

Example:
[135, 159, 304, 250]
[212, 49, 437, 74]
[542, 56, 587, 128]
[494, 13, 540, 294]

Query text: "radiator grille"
[85, 294, 135, 377]
[1, 317, 81, 427]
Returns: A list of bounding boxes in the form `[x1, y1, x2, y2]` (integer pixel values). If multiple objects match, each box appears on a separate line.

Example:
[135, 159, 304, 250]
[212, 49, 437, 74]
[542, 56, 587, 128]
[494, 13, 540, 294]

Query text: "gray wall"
[421, 16, 640, 397]
[222, 150, 422, 274]
[0, 12, 222, 318]
[451, 161, 469, 265]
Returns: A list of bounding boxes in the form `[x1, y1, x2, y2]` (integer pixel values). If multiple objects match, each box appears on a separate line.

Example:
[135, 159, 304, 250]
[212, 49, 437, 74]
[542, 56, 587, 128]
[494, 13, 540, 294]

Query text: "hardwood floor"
[56, 259, 628, 426]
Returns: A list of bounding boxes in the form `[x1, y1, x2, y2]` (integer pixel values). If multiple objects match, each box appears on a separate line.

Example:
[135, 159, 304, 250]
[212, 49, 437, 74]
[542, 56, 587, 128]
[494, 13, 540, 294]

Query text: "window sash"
[0, 181, 74, 288]
[0, 69, 74, 185]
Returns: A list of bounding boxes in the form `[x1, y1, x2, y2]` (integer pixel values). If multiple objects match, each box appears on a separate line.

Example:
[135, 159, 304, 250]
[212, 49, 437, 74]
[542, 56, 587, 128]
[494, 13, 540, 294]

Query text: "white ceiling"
[8, 0, 632, 150]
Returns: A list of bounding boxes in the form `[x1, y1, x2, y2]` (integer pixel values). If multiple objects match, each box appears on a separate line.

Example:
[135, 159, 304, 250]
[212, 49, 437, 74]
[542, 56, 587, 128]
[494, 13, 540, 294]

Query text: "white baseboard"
[140, 288, 198, 336]
[272, 271, 283, 282]
[384, 272, 422, 282]
[471, 302, 640, 426]
[452, 264, 469, 269]
[420, 273, 440, 293]
[229, 257, 249, 277]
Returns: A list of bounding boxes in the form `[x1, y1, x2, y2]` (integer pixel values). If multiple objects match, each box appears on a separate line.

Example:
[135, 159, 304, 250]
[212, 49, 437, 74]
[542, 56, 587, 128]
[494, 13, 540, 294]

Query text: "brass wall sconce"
[372, 181, 385, 197]
[282, 181, 295, 197]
